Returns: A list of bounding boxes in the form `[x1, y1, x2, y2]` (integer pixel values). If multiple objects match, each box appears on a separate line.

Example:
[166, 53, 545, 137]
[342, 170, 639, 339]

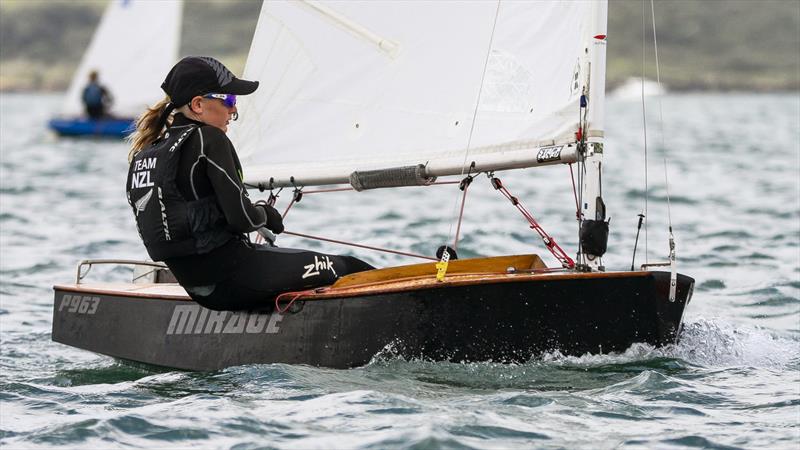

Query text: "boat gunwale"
[52, 269, 655, 302]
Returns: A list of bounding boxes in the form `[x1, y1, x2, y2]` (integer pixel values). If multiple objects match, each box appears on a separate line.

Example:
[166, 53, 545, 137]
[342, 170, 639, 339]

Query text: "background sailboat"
[48, 0, 182, 138]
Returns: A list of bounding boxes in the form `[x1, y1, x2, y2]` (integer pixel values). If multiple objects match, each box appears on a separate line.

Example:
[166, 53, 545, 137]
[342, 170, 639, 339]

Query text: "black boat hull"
[52, 271, 693, 370]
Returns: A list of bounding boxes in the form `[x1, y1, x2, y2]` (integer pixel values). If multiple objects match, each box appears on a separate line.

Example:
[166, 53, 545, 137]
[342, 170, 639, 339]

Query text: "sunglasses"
[203, 93, 237, 108]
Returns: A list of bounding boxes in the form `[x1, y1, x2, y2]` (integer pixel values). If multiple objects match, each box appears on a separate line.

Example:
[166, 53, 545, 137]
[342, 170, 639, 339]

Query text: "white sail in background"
[60, 0, 183, 118]
[231, 0, 606, 187]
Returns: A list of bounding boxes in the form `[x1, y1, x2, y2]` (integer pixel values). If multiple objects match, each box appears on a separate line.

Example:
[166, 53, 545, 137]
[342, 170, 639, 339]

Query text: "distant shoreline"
[4, 87, 797, 95]
[2, 0, 797, 96]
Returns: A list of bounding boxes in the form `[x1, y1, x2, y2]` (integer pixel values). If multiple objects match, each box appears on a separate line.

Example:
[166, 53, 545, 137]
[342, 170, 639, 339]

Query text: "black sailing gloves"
[257, 203, 285, 234]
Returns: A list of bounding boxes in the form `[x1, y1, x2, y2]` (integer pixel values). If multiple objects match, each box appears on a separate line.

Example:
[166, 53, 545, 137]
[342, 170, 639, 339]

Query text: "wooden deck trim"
[306, 269, 651, 299]
[332, 254, 546, 288]
[53, 283, 191, 300]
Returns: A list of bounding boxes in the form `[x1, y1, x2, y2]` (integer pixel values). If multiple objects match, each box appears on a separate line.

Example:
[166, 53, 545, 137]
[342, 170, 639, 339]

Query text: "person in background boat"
[82, 70, 113, 119]
[125, 56, 374, 311]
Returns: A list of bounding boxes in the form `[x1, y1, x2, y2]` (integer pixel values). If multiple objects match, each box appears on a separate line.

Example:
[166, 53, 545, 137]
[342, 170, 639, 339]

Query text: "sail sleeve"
[230, 0, 605, 187]
[61, 0, 183, 119]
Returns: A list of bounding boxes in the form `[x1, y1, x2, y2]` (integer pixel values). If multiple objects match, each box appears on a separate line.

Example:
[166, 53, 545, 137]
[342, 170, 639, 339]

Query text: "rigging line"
[578, 154, 586, 264]
[663, 160, 673, 229]
[453, 176, 473, 252]
[650, 0, 674, 231]
[640, 0, 650, 263]
[650, 0, 665, 153]
[568, 164, 581, 222]
[442, 0, 502, 253]
[578, 89, 590, 265]
[254, 180, 467, 246]
[283, 230, 438, 261]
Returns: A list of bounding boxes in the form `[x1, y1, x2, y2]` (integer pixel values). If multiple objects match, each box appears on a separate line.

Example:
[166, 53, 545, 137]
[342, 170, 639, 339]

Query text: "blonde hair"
[127, 96, 173, 162]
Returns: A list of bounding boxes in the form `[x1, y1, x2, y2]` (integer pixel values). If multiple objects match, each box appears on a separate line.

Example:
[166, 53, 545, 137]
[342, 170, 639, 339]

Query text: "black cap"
[161, 56, 259, 108]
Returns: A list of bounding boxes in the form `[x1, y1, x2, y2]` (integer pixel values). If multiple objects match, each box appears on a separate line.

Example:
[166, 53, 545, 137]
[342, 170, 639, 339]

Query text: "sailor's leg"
[238, 245, 375, 290]
[188, 245, 374, 311]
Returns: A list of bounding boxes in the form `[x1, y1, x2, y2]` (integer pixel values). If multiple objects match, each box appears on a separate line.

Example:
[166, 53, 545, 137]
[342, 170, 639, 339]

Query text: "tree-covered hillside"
[0, 0, 798, 91]
[608, 0, 800, 90]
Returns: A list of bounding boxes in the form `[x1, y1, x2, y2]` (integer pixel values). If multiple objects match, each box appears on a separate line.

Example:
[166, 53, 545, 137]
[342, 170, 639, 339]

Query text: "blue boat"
[48, 117, 135, 138]
[50, 0, 182, 140]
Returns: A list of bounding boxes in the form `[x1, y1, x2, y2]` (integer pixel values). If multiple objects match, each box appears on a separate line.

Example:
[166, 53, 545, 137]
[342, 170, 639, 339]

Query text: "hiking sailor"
[125, 56, 374, 311]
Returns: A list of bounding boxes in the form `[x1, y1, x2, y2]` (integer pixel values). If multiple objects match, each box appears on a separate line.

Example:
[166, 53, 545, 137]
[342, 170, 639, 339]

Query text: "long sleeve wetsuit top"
[162, 114, 374, 310]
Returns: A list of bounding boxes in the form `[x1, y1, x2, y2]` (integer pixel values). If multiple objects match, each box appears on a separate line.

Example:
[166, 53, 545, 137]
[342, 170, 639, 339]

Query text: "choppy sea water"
[1, 92, 798, 449]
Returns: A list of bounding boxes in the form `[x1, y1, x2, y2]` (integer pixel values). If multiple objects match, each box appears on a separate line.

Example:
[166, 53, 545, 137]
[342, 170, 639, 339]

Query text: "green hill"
[608, 0, 800, 90]
[0, 0, 797, 91]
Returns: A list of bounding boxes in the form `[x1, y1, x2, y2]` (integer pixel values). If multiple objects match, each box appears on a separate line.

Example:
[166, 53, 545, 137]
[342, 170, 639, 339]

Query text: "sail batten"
[232, 0, 606, 187]
[299, 0, 400, 58]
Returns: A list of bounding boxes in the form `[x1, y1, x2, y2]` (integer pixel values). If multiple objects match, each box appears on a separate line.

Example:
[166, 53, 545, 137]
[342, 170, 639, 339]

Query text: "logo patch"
[157, 187, 170, 240]
[302, 255, 337, 279]
[199, 57, 234, 87]
[134, 188, 153, 216]
[537, 146, 563, 163]
[166, 305, 283, 335]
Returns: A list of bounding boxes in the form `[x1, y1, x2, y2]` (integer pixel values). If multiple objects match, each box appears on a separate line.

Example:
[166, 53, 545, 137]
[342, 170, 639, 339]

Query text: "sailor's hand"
[257, 227, 277, 246]
[258, 204, 285, 234]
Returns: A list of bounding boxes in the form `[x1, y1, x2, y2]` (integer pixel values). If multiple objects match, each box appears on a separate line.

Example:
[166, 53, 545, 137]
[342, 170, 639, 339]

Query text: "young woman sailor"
[126, 56, 374, 311]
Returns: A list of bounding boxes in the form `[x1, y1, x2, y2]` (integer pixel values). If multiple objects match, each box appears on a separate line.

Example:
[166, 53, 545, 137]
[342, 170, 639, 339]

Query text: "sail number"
[537, 146, 562, 163]
[58, 295, 100, 315]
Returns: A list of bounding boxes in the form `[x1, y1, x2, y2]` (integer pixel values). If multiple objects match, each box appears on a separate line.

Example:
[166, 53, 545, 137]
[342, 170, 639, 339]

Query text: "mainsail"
[231, 0, 607, 187]
[60, 0, 183, 119]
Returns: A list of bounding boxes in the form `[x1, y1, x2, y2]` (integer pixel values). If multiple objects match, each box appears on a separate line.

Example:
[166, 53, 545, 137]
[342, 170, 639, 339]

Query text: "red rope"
[282, 198, 296, 218]
[492, 177, 575, 269]
[274, 288, 318, 314]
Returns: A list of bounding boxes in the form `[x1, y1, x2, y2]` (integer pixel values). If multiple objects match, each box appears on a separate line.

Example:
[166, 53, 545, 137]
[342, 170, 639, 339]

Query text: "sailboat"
[48, 0, 183, 138]
[52, 0, 694, 370]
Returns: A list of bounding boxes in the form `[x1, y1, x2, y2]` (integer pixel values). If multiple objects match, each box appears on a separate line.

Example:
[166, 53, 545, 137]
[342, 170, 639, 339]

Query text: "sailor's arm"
[201, 127, 268, 233]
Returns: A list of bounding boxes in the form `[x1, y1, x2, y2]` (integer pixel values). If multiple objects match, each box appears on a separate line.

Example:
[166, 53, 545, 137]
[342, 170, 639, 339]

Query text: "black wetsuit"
[136, 114, 374, 310]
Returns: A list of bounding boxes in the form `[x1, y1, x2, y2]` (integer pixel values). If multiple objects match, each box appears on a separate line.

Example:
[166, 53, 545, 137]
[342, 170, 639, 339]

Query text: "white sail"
[60, 0, 183, 119]
[231, 0, 606, 187]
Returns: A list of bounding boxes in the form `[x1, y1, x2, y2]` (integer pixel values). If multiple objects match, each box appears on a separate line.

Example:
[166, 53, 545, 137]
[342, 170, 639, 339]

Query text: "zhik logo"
[302, 255, 337, 279]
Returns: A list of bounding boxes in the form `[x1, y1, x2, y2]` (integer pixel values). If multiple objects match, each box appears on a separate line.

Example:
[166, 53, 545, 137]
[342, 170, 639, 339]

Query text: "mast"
[578, 0, 609, 271]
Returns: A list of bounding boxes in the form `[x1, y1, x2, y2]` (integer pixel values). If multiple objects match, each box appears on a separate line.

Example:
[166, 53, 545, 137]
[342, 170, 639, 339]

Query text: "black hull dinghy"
[52, 0, 697, 371]
[53, 256, 693, 370]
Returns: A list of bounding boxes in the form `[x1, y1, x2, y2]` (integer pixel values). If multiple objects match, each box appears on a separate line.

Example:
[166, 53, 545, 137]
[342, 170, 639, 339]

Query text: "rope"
[254, 181, 462, 251]
[576, 90, 588, 265]
[568, 163, 581, 221]
[640, 0, 650, 263]
[649, 0, 674, 233]
[453, 175, 473, 251]
[283, 230, 437, 261]
[568, 163, 582, 264]
[491, 176, 575, 268]
[650, 0, 677, 300]
[441, 0, 502, 267]
[274, 288, 318, 314]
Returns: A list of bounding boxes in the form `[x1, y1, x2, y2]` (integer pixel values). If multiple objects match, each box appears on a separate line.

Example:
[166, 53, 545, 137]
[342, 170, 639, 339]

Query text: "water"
[1, 92, 798, 449]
